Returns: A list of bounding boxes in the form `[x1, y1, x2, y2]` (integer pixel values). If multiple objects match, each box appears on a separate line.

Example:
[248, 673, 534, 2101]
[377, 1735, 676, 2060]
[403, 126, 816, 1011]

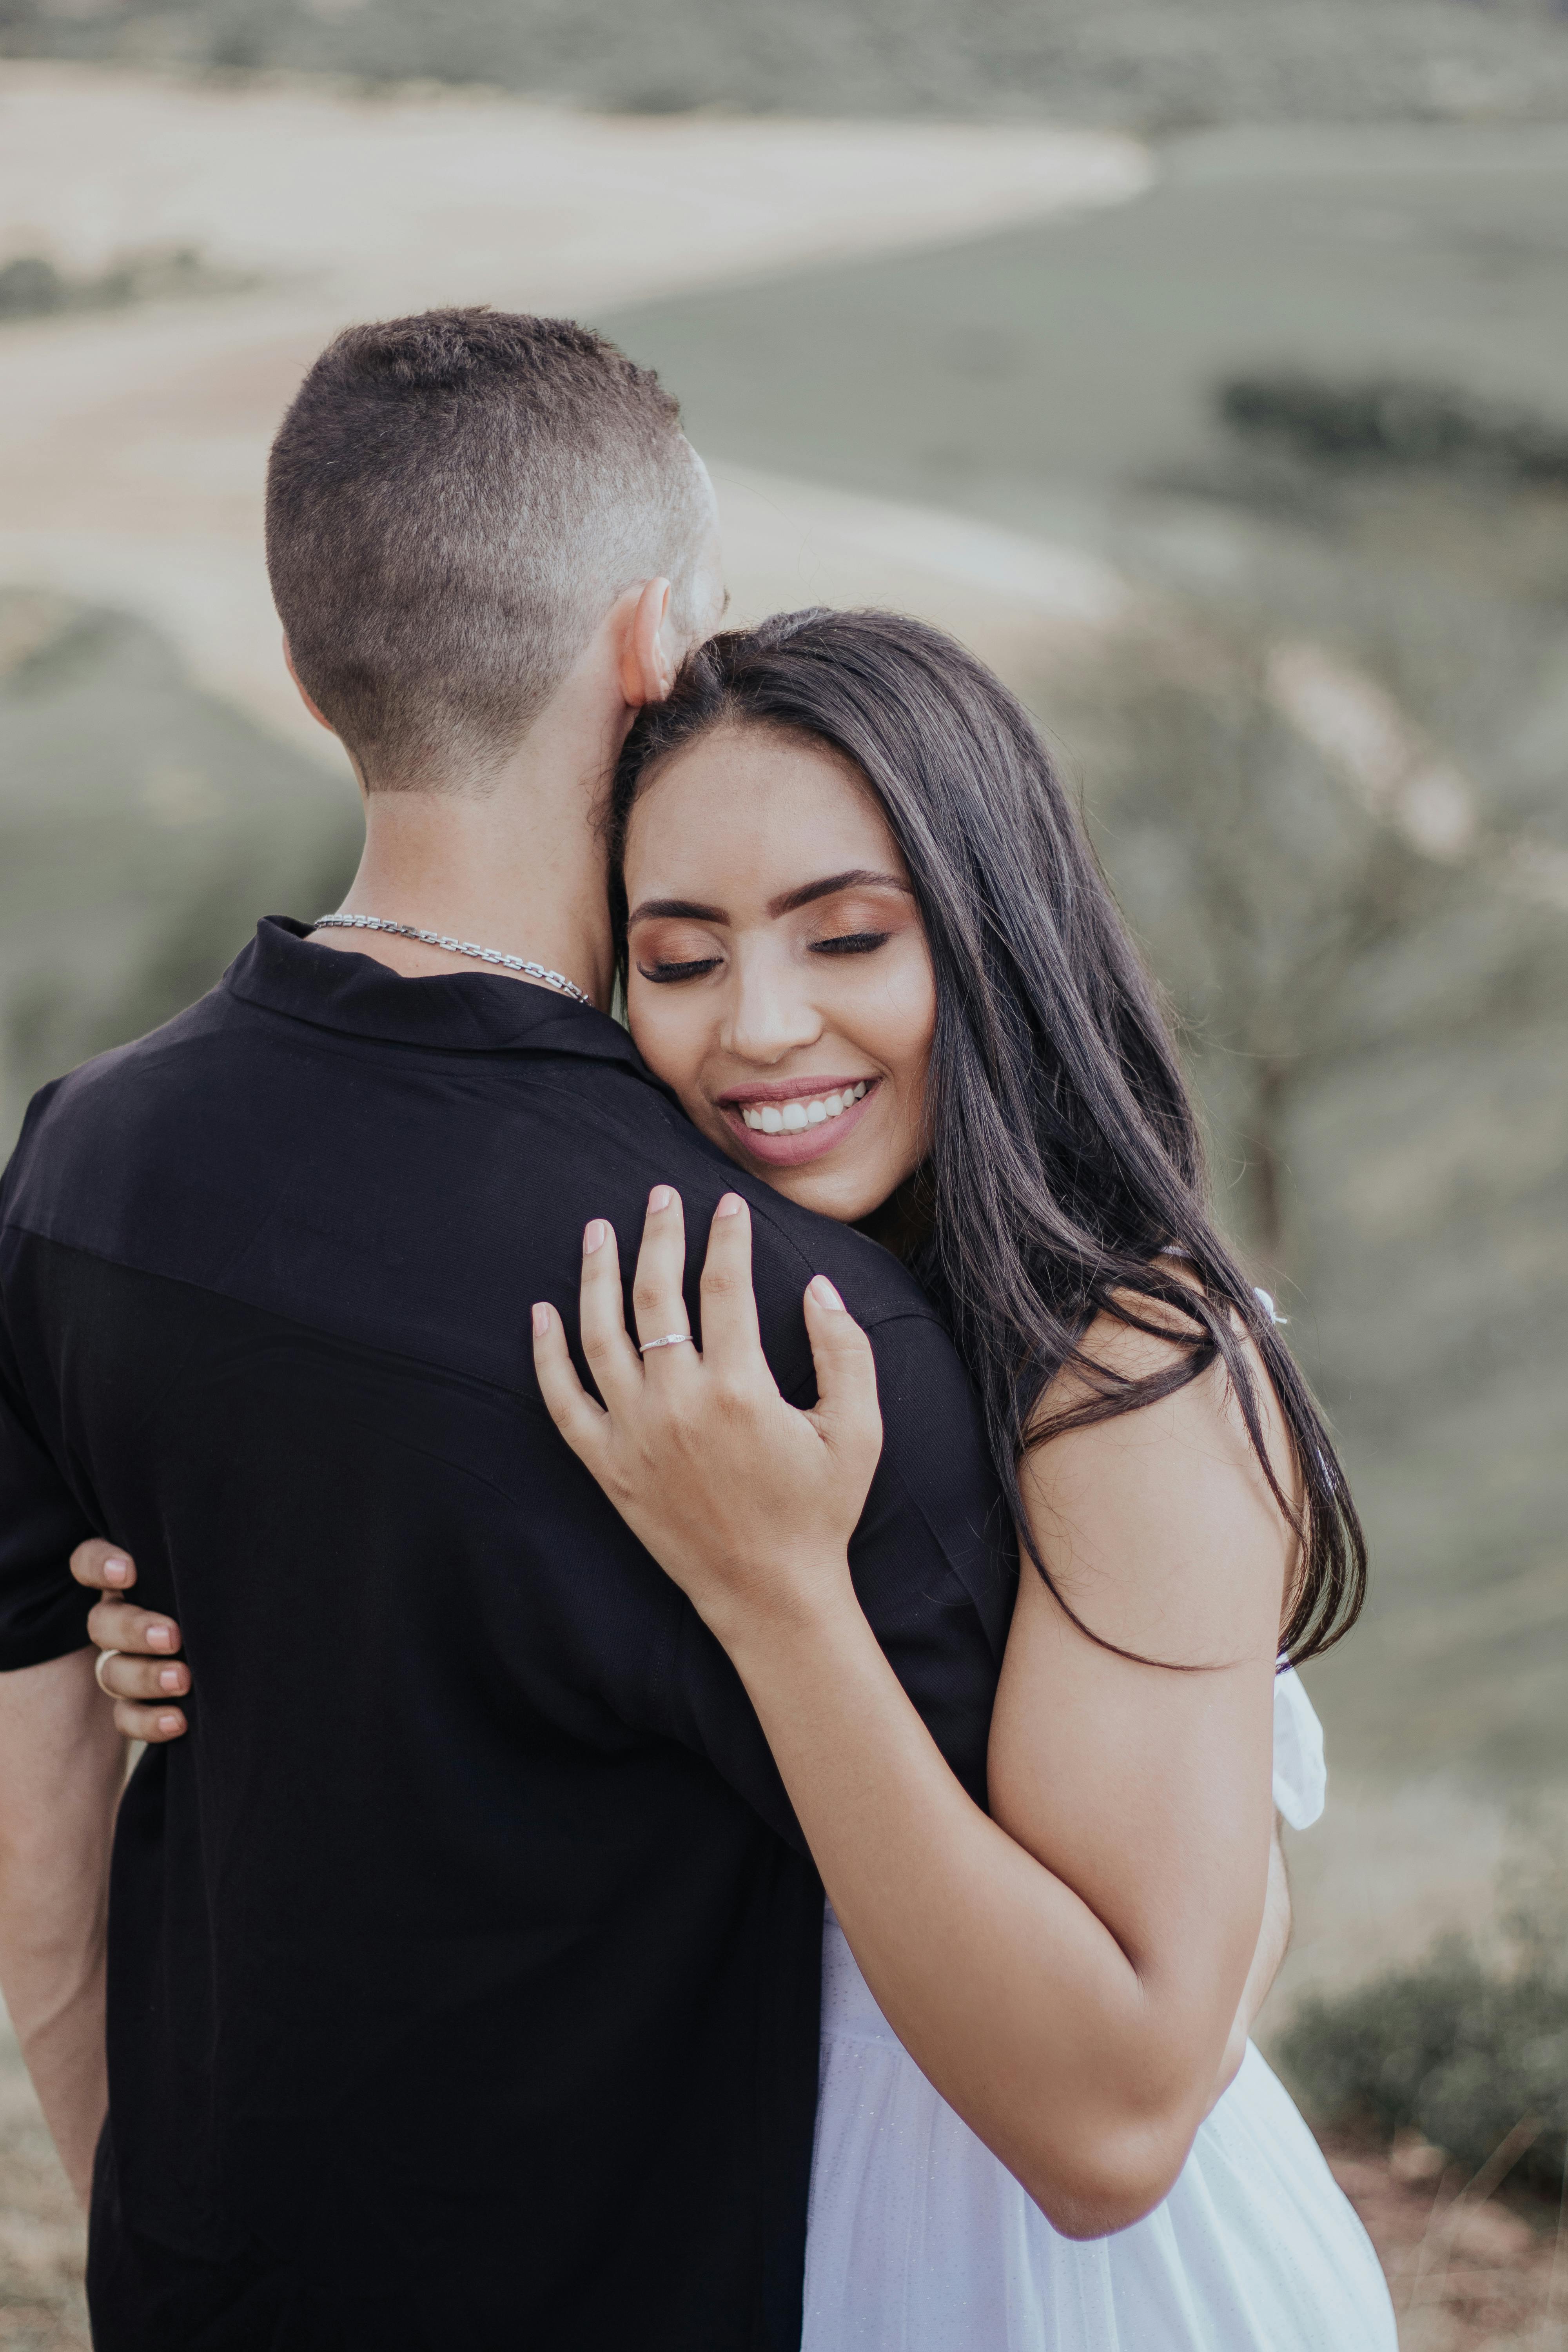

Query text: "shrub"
[0, 246, 247, 327]
[1218, 370, 1568, 485]
[1278, 1935, 1568, 2197]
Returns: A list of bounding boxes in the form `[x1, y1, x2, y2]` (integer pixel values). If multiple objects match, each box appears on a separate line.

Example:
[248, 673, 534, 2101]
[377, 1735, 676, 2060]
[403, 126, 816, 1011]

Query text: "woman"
[539, 608, 1396, 2348]
[87, 611, 1397, 2347]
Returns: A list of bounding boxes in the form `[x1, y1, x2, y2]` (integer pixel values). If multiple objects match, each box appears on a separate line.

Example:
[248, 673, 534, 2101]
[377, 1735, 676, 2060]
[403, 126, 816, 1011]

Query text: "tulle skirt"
[802, 1929, 1397, 2352]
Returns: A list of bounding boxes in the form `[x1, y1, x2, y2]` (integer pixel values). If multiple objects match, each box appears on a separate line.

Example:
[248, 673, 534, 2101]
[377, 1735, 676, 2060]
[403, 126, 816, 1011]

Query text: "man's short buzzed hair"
[266, 309, 713, 791]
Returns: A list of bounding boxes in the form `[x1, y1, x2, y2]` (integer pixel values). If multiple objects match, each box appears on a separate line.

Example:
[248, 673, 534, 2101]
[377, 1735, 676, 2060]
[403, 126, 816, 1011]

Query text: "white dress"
[802, 1669, 1397, 2351]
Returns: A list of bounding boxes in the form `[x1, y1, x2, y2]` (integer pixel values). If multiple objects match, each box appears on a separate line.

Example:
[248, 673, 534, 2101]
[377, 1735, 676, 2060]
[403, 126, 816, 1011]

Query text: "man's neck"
[316, 683, 622, 1011]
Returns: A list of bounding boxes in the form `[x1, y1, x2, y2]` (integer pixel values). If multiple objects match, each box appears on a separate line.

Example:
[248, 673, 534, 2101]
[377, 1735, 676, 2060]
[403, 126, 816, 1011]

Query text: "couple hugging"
[0, 309, 1398, 2350]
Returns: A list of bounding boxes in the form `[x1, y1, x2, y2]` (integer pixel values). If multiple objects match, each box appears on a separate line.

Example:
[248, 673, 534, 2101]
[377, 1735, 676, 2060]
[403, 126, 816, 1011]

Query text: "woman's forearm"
[721, 1576, 1237, 2237]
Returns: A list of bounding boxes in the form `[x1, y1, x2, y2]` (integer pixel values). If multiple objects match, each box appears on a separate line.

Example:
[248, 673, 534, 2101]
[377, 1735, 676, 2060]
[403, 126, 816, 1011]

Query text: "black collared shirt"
[0, 920, 1013, 2352]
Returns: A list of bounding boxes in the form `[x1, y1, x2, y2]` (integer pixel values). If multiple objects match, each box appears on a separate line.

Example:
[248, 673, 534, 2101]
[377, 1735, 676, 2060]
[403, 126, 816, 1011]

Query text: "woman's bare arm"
[975, 1294, 1292, 2196]
[532, 1189, 1292, 2236]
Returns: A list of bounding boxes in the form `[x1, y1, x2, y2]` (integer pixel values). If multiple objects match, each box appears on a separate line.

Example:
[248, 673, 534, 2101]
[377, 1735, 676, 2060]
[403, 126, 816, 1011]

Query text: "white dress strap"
[1272, 1661, 1327, 1829]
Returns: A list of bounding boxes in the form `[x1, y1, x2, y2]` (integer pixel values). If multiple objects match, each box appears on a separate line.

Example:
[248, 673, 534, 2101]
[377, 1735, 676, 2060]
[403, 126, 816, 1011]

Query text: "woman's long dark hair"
[609, 610, 1365, 1668]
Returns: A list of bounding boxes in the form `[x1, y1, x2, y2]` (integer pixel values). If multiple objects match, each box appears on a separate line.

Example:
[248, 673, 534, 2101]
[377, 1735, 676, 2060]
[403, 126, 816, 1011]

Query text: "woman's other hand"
[69, 1539, 189, 1743]
[532, 1187, 883, 1647]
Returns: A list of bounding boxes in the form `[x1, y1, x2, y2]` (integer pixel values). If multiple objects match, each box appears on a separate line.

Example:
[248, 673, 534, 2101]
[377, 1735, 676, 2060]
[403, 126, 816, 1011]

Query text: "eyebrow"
[626, 869, 911, 928]
[769, 868, 911, 918]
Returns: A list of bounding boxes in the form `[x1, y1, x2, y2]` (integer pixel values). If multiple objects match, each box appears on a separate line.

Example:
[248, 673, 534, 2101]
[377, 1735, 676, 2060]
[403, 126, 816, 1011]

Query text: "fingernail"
[148, 1625, 173, 1650]
[583, 1220, 607, 1255]
[648, 1185, 673, 1214]
[715, 1193, 744, 1220]
[104, 1557, 130, 1585]
[157, 1714, 182, 1735]
[532, 1302, 551, 1336]
[159, 1668, 181, 1691]
[809, 1276, 844, 1311]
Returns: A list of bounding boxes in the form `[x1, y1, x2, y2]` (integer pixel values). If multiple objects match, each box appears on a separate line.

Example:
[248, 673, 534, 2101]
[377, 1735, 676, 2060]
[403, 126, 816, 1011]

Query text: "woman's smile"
[716, 1075, 880, 1167]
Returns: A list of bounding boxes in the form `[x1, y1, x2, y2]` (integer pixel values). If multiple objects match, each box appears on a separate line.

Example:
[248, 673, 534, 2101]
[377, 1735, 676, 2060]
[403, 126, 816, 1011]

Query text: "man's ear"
[619, 578, 676, 709]
[283, 635, 336, 735]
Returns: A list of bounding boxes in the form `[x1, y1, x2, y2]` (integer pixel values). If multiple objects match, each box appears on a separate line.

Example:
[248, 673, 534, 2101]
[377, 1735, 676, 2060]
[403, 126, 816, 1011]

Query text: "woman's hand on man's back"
[531, 1183, 884, 1657]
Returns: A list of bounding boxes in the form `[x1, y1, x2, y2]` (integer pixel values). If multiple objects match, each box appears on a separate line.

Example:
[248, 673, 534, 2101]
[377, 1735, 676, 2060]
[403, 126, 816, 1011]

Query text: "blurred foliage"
[1058, 624, 1461, 1257]
[1053, 572, 1568, 1270]
[0, 245, 255, 325]
[1281, 1804, 1568, 2192]
[1220, 372, 1568, 486]
[1279, 1940, 1568, 2195]
[6, 0, 1568, 127]
[0, 589, 358, 1142]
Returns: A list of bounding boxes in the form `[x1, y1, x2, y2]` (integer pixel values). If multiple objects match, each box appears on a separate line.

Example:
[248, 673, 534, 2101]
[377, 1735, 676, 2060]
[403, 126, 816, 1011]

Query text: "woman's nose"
[722, 949, 823, 1065]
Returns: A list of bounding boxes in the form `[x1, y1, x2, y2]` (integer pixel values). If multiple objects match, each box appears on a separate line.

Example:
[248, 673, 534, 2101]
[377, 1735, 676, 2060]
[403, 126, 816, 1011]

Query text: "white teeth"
[740, 1082, 871, 1135]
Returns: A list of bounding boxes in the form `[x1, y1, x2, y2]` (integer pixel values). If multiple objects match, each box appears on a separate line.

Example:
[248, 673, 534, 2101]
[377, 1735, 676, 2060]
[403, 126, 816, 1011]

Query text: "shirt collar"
[225, 917, 650, 1073]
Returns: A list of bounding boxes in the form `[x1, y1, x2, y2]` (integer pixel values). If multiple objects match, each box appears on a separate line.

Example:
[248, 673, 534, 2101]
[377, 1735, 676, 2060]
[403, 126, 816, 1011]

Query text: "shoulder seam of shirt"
[13, 1041, 945, 1341]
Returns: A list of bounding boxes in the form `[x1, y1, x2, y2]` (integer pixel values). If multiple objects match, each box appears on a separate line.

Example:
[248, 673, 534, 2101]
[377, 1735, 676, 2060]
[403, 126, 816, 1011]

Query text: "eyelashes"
[637, 958, 723, 984]
[633, 931, 895, 986]
[810, 931, 891, 956]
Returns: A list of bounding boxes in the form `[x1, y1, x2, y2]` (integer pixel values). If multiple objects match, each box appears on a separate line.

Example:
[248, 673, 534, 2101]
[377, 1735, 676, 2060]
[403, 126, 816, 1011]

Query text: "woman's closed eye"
[630, 916, 726, 984]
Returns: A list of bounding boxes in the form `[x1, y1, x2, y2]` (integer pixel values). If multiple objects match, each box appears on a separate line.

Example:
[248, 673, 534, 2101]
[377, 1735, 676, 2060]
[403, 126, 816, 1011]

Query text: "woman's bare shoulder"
[1016, 1272, 1297, 1667]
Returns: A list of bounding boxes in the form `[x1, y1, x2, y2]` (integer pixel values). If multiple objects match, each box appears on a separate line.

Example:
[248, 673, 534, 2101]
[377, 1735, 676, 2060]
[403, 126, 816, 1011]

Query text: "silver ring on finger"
[639, 1333, 692, 1353]
[94, 1648, 123, 1695]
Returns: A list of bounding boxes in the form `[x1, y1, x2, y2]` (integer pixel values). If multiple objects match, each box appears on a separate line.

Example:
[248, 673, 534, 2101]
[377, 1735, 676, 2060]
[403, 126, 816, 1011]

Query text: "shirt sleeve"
[657, 1309, 1016, 1852]
[0, 1289, 94, 1671]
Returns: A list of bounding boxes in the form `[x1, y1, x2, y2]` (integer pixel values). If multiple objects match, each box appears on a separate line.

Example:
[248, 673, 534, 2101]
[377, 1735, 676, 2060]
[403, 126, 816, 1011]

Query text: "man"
[0, 310, 1012, 2348]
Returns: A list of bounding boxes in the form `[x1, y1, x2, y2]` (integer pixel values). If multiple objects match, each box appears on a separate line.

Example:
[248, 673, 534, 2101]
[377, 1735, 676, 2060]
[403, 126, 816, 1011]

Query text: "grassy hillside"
[6, 0, 1568, 129]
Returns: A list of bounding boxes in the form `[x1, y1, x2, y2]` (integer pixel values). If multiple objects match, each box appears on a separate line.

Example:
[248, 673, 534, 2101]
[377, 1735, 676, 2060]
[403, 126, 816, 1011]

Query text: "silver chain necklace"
[310, 914, 593, 1008]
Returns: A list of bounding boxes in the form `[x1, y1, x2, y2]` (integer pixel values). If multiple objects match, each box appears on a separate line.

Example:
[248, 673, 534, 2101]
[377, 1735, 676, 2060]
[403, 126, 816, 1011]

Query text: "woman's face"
[622, 722, 936, 1225]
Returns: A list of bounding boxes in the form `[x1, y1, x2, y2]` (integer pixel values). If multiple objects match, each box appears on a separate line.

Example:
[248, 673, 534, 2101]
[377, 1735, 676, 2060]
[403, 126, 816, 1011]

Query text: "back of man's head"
[266, 309, 714, 792]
